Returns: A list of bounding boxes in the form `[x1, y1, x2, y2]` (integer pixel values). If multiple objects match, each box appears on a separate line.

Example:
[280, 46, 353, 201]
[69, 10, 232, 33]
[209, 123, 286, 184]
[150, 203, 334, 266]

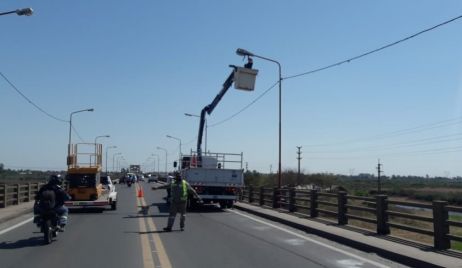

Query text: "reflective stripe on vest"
[171, 179, 188, 201]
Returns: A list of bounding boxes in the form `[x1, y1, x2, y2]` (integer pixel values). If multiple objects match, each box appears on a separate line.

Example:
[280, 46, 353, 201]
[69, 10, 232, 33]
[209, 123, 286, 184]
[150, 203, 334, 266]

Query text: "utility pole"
[296, 146, 302, 185]
[376, 159, 383, 194]
[270, 165, 273, 174]
[245, 162, 248, 172]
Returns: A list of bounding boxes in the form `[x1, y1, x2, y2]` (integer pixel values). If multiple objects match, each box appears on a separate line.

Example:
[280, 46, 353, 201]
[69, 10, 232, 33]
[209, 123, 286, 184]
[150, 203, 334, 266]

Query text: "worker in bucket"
[152, 172, 202, 232]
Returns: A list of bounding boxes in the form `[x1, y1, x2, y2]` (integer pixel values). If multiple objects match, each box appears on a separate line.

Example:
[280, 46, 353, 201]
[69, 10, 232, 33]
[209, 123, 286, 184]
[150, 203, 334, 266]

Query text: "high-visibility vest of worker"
[152, 172, 202, 232]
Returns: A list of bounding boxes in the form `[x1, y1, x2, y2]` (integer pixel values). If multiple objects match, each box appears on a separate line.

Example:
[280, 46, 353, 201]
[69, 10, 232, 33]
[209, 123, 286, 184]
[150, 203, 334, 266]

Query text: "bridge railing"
[0, 182, 45, 208]
[240, 186, 462, 250]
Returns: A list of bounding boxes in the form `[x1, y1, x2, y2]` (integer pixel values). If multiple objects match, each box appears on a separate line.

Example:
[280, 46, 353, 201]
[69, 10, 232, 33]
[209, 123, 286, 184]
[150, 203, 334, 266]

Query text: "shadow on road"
[69, 208, 104, 214]
[123, 214, 168, 219]
[124, 230, 179, 234]
[0, 236, 44, 249]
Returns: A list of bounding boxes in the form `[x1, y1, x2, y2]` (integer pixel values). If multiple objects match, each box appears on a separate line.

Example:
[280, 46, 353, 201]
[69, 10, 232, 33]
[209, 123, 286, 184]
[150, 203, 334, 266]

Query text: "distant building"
[129, 165, 141, 173]
[358, 173, 374, 179]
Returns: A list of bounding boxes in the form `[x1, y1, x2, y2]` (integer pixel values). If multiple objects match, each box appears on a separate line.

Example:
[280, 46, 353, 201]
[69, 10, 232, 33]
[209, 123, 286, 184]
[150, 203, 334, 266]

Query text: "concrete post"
[310, 189, 318, 218]
[289, 187, 296, 212]
[433, 201, 450, 250]
[27, 183, 32, 202]
[338, 191, 348, 225]
[272, 187, 279, 208]
[259, 186, 264, 206]
[15, 184, 21, 205]
[2, 184, 7, 208]
[248, 186, 254, 203]
[376, 195, 390, 235]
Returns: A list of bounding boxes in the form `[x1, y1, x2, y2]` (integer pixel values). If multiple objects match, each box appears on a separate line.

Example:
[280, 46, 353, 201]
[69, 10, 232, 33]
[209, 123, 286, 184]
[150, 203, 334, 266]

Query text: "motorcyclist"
[33, 174, 71, 231]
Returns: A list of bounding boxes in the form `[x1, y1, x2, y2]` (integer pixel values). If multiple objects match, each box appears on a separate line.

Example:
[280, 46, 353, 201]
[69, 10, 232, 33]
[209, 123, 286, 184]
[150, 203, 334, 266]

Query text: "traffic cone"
[137, 187, 144, 198]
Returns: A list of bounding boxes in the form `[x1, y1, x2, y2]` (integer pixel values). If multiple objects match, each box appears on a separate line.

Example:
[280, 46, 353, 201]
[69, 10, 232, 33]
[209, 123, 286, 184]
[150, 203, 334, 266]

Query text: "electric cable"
[284, 14, 462, 80]
[0, 72, 68, 123]
[208, 81, 278, 127]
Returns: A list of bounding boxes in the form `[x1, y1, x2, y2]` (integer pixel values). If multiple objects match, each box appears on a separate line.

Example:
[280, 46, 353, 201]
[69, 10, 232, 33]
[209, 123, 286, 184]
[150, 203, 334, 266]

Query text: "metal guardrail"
[0, 182, 45, 208]
[240, 186, 462, 250]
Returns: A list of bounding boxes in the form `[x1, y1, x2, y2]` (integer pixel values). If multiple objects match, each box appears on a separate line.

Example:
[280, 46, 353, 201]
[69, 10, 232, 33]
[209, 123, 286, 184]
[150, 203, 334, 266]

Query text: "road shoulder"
[234, 202, 462, 268]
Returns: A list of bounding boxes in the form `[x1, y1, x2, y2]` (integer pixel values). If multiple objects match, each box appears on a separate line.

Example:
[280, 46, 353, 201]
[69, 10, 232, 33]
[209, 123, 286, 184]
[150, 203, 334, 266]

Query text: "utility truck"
[180, 152, 244, 208]
[64, 143, 118, 210]
[180, 57, 257, 209]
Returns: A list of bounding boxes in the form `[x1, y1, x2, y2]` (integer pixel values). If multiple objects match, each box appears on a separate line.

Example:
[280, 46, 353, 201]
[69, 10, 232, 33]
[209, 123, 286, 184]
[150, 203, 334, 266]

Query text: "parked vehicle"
[181, 152, 244, 209]
[147, 175, 158, 183]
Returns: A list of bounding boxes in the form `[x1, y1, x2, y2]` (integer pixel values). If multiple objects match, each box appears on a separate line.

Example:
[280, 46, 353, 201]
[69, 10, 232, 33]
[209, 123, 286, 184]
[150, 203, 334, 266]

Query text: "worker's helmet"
[49, 174, 63, 185]
[173, 171, 181, 180]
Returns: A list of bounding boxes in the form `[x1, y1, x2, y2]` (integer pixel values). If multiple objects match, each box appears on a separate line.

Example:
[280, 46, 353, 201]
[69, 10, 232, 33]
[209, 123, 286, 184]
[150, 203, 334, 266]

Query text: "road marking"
[136, 186, 156, 268]
[0, 217, 33, 236]
[140, 190, 172, 268]
[228, 209, 390, 268]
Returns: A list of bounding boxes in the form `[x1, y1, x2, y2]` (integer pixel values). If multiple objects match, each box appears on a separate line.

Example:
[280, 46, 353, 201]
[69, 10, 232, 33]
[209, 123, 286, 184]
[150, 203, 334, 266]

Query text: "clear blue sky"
[1, 1, 462, 177]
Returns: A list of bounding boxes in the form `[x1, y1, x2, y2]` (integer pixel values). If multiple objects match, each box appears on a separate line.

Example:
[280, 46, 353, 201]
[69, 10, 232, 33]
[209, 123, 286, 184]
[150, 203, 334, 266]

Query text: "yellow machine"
[66, 143, 103, 201]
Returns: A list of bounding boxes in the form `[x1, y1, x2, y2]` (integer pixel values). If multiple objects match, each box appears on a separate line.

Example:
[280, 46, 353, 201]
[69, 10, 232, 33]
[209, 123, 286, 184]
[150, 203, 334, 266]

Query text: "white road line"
[228, 209, 390, 268]
[0, 217, 33, 236]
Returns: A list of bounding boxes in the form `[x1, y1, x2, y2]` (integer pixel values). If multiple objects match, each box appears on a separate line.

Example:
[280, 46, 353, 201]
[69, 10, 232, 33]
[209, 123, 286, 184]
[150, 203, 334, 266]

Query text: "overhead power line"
[284, 14, 462, 80]
[1, 71, 90, 142]
[207, 14, 462, 130]
[71, 125, 85, 142]
[303, 116, 462, 148]
[208, 81, 279, 127]
[0, 72, 68, 123]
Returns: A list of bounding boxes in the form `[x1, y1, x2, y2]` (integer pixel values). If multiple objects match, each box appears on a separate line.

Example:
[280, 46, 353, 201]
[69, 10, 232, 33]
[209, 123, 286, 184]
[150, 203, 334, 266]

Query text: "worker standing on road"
[152, 172, 201, 232]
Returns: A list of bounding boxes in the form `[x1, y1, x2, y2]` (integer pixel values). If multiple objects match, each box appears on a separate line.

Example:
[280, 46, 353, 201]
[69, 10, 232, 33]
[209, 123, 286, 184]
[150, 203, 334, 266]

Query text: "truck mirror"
[173, 161, 177, 168]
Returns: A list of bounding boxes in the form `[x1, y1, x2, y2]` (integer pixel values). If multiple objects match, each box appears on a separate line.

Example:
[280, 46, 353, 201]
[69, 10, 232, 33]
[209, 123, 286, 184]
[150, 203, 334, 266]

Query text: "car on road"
[147, 175, 158, 183]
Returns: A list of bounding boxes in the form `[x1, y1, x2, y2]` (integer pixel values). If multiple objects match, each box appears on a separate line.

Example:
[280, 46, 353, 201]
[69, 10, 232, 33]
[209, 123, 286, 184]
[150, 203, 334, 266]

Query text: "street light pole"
[116, 156, 124, 172]
[157, 147, 168, 175]
[68, 108, 94, 156]
[94, 135, 110, 144]
[151, 154, 160, 174]
[166, 135, 182, 170]
[94, 135, 109, 166]
[185, 113, 207, 153]
[105, 146, 116, 174]
[113, 152, 121, 172]
[0, 8, 33, 17]
[236, 48, 283, 189]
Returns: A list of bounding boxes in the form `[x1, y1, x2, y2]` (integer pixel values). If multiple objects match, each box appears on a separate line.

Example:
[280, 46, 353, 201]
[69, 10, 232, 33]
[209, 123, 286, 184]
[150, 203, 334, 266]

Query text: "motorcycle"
[38, 209, 59, 244]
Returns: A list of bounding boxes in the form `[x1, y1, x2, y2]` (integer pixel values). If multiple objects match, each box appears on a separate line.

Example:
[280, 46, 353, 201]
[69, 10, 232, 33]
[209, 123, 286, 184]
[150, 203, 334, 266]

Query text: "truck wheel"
[187, 198, 197, 211]
[219, 201, 227, 209]
[226, 200, 234, 208]
[111, 201, 117, 210]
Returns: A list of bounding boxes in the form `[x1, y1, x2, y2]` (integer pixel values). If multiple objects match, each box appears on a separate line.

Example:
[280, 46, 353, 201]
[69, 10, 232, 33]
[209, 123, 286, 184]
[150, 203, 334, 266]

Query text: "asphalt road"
[0, 182, 407, 268]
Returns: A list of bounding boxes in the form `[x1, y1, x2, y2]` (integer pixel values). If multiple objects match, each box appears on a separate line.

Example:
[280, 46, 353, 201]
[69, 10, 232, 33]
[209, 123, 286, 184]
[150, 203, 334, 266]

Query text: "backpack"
[39, 189, 56, 210]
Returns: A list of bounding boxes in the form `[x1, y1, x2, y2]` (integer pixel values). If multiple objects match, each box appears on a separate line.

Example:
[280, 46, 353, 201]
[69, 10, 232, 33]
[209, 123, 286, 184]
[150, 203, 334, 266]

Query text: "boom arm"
[196, 69, 235, 162]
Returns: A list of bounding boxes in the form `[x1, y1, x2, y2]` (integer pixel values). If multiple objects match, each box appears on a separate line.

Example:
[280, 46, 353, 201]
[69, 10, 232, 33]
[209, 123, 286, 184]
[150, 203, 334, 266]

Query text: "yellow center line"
[137, 183, 172, 268]
[136, 184, 156, 268]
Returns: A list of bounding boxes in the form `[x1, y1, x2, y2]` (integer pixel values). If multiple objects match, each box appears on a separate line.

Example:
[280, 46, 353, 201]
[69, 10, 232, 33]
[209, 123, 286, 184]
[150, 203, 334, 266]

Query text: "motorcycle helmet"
[49, 174, 63, 185]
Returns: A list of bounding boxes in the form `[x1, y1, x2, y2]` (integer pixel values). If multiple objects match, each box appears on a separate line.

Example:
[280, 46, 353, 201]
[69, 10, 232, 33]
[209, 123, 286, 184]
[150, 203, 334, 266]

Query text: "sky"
[1, 1, 462, 177]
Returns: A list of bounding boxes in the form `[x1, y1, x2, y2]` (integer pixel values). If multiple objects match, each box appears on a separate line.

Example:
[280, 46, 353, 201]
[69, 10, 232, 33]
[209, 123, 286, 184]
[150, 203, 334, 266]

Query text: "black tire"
[187, 198, 197, 211]
[226, 200, 234, 208]
[219, 201, 227, 209]
[43, 220, 52, 244]
[111, 201, 117, 210]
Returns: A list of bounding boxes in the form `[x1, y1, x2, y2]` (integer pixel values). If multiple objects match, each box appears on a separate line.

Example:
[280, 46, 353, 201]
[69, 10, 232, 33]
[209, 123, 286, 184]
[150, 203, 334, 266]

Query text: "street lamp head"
[236, 48, 254, 57]
[87, 108, 94, 112]
[16, 8, 33, 16]
[166, 135, 172, 138]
